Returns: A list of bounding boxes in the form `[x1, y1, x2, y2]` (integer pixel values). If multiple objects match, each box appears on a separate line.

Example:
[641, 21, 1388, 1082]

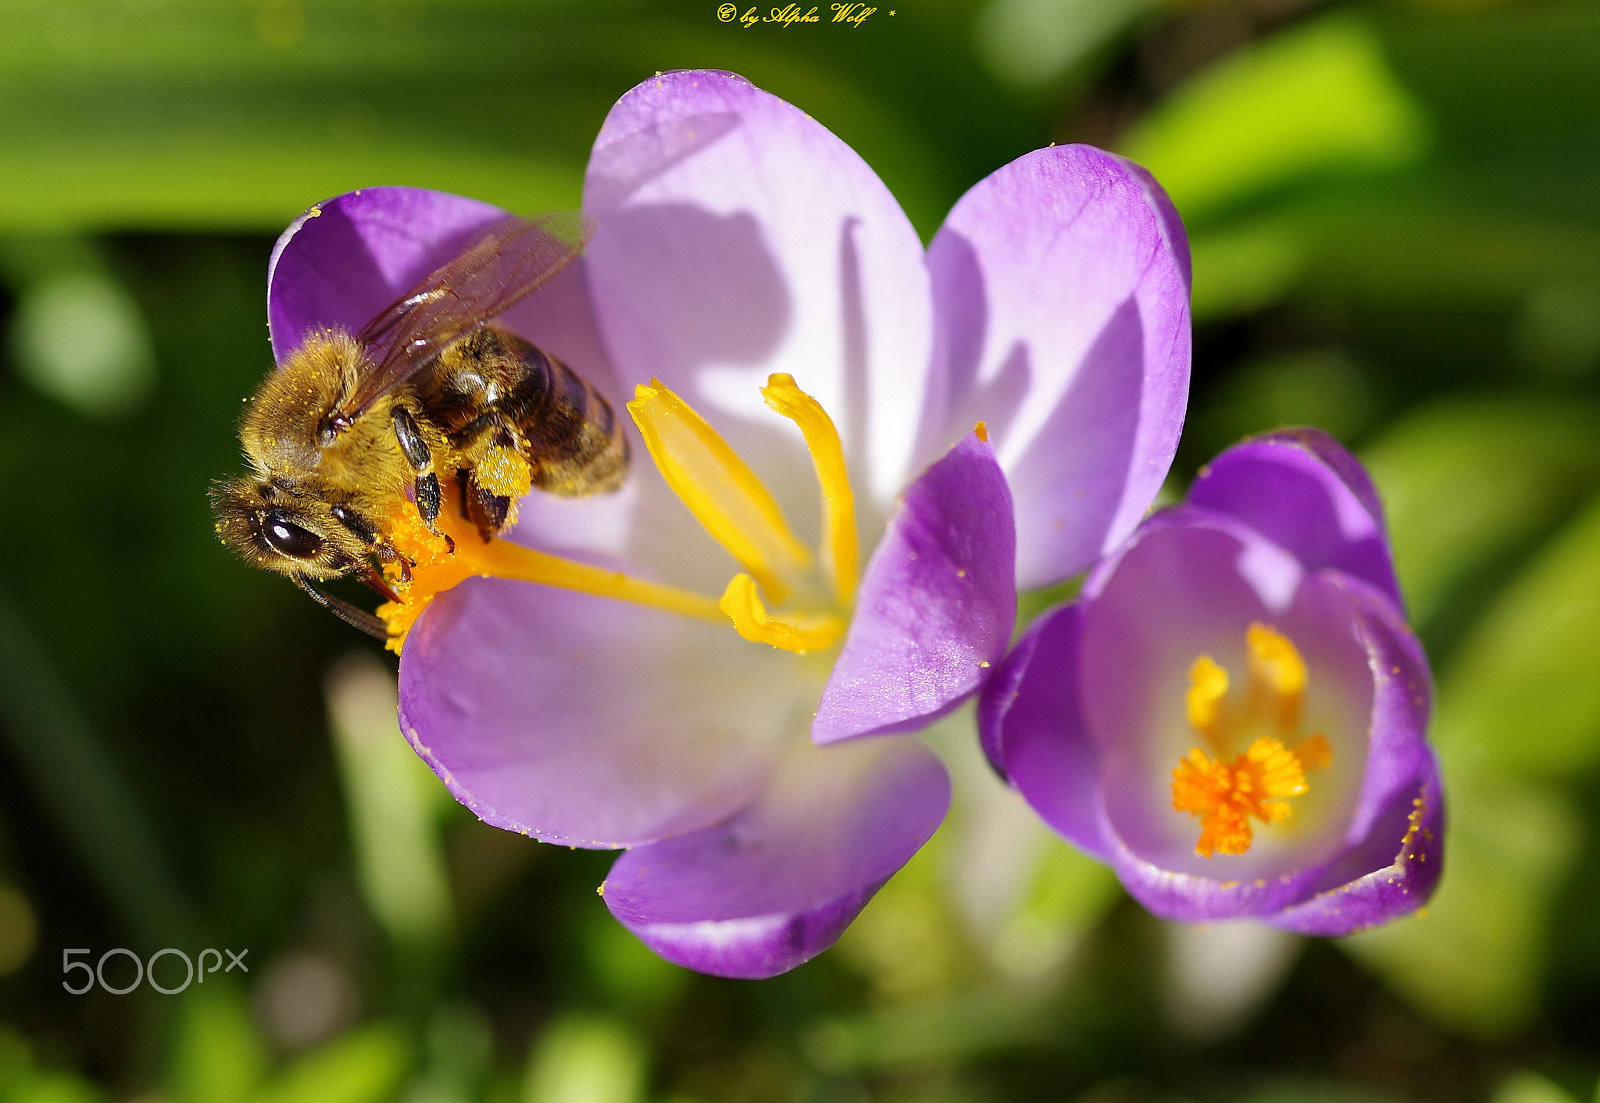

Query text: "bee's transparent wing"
[344, 212, 594, 416]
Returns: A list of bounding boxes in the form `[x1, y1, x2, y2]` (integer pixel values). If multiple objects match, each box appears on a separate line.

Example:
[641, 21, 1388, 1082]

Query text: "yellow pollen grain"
[1171, 624, 1332, 857]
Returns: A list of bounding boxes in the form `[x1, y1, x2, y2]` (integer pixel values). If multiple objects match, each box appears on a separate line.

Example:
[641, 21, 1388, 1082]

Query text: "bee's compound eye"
[261, 512, 325, 560]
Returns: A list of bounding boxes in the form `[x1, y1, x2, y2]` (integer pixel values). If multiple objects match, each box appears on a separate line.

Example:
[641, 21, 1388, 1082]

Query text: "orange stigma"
[1170, 624, 1332, 857]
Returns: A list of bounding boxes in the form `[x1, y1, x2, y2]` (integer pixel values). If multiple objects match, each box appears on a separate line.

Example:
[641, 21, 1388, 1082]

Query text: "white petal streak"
[583, 71, 934, 525]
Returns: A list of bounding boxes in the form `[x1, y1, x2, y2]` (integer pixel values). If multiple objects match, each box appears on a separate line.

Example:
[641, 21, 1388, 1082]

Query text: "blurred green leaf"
[582, 911, 687, 1014]
[402, 1004, 495, 1103]
[0, 592, 200, 947]
[1493, 1072, 1581, 1103]
[1194, 349, 1374, 454]
[1382, 3, 1600, 171]
[1361, 397, 1600, 628]
[1121, 15, 1429, 223]
[327, 653, 454, 952]
[3, 240, 157, 419]
[521, 1014, 646, 1103]
[803, 989, 1059, 1074]
[1187, 181, 1600, 321]
[168, 985, 268, 1103]
[1344, 766, 1579, 1038]
[253, 1023, 409, 1103]
[1187, 218, 1308, 319]
[1511, 279, 1600, 378]
[1239, 1085, 1399, 1103]
[1436, 491, 1600, 777]
[0, 0, 1007, 237]
[0, 1027, 107, 1103]
[0, 0, 598, 230]
[974, 0, 1151, 91]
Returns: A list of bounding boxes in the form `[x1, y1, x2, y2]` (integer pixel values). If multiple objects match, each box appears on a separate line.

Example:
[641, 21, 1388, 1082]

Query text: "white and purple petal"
[398, 577, 797, 849]
[925, 145, 1192, 588]
[1186, 429, 1404, 612]
[814, 432, 1016, 743]
[602, 735, 950, 978]
[583, 69, 935, 528]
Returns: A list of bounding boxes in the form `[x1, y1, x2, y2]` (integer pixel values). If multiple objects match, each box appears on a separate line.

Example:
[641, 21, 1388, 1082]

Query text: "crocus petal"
[926, 145, 1191, 588]
[979, 602, 1114, 861]
[583, 70, 935, 522]
[267, 186, 506, 360]
[814, 432, 1016, 743]
[398, 575, 799, 848]
[601, 735, 950, 978]
[1271, 755, 1443, 935]
[1268, 573, 1441, 934]
[1186, 429, 1404, 611]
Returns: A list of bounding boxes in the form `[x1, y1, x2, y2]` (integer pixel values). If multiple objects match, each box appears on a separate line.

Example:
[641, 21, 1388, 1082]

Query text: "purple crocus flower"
[981, 430, 1442, 932]
[264, 70, 1191, 977]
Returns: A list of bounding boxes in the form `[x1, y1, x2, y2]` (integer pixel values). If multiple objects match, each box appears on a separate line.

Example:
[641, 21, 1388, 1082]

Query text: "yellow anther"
[628, 378, 812, 603]
[760, 373, 858, 605]
[1185, 655, 1230, 749]
[1171, 624, 1332, 857]
[378, 496, 724, 654]
[1247, 622, 1307, 731]
[719, 573, 844, 654]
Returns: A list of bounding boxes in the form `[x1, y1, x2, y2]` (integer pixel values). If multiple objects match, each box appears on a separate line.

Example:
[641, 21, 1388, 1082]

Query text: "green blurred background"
[1, 0, 1599, 1099]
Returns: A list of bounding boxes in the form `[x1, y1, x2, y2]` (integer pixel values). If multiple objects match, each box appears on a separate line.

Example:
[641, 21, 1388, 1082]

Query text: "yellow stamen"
[378, 497, 724, 654]
[760, 373, 858, 605]
[719, 573, 844, 654]
[1171, 624, 1331, 857]
[1246, 622, 1307, 732]
[380, 375, 866, 660]
[628, 378, 812, 603]
[1172, 737, 1307, 857]
[1185, 655, 1230, 749]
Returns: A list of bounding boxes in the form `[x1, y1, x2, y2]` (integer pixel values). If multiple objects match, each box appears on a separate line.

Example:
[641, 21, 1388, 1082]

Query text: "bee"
[211, 212, 628, 638]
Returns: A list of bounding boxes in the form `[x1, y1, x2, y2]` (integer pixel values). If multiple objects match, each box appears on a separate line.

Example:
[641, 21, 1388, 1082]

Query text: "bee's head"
[210, 477, 366, 580]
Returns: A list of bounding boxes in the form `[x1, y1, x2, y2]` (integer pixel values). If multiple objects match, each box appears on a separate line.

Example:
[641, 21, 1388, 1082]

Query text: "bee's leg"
[415, 473, 441, 526]
[293, 576, 391, 640]
[466, 481, 510, 542]
[392, 405, 443, 530]
[454, 428, 530, 540]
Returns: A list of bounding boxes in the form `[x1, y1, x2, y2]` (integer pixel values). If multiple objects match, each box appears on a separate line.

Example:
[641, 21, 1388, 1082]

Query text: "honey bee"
[212, 212, 628, 637]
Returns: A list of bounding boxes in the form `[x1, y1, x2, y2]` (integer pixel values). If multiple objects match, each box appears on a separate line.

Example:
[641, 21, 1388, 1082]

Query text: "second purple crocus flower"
[265, 70, 1191, 976]
[982, 430, 1442, 932]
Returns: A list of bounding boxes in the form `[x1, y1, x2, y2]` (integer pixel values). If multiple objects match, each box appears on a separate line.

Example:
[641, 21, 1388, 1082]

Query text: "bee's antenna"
[293, 576, 391, 641]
